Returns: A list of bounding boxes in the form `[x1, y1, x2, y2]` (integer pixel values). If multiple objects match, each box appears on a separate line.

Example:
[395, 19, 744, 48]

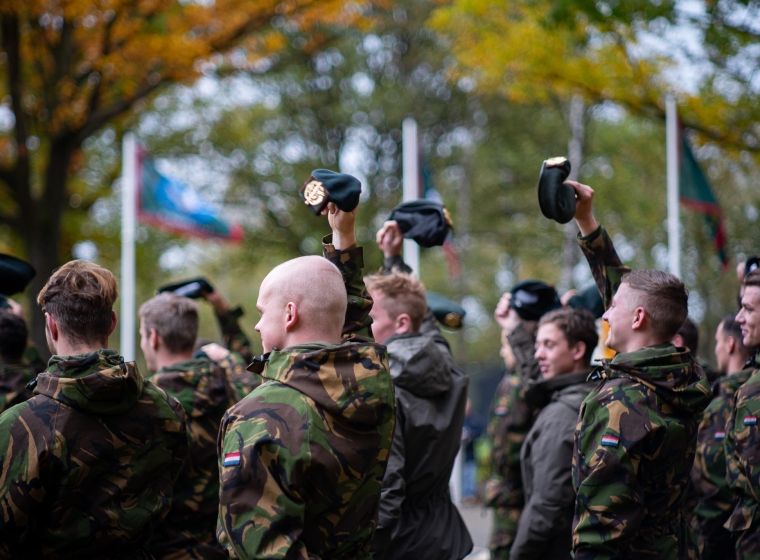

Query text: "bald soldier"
[216, 201, 396, 559]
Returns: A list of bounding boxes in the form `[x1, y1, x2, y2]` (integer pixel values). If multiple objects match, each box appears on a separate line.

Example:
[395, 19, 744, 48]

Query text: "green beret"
[388, 200, 453, 248]
[567, 283, 605, 319]
[509, 280, 561, 321]
[426, 291, 466, 329]
[0, 253, 36, 296]
[156, 277, 214, 299]
[537, 157, 575, 224]
[299, 169, 361, 215]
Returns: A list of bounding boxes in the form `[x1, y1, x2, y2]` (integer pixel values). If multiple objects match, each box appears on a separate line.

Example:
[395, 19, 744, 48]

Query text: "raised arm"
[377, 221, 412, 275]
[203, 291, 255, 364]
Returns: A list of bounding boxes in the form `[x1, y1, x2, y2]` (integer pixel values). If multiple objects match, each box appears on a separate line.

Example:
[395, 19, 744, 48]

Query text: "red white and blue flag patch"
[601, 435, 620, 447]
[223, 452, 241, 467]
[745, 416, 757, 426]
[714, 431, 726, 440]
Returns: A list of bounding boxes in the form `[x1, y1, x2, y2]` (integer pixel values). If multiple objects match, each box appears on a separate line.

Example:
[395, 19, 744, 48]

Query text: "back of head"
[676, 317, 699, 355]
[538, 307, 598, 366]
[0, 311, 28, 362]
[139, 293, 199, 353]
[365, 272, 427, 332]
[621, 269, 688, 342]
[37, 260, 118, 345]
[722, 312, 753, 359]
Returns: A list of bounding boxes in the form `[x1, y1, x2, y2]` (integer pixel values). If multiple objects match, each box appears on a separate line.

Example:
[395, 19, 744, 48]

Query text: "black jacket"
[372, 315, 473, 560]
[510, 371, 597, 560]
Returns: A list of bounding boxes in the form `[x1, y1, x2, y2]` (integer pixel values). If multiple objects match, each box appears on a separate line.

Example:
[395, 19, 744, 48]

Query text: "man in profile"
[216, 201, 396, 559]
[567, 180, 711, 559]
[0, 260, 188, 558]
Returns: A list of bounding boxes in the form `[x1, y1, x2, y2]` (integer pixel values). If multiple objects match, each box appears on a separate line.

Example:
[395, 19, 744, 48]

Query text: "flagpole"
[120, 132, 137, 361]
[666, 95, 681, 278]
[402, 117, 420, 276]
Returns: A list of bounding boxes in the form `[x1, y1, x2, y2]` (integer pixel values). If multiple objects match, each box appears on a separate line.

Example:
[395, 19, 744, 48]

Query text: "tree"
[0, 0, 364, 353]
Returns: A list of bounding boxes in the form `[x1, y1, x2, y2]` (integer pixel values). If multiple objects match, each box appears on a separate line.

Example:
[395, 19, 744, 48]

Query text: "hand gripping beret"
[299, 169, 361, 215]
[156, 277, 214, 299]
[0, 253, 36, 296]
[426, 291, 466, 329]
[509, 280, 562, 322]
[537, 157, 576, 224]
[387, 200, 453, 248]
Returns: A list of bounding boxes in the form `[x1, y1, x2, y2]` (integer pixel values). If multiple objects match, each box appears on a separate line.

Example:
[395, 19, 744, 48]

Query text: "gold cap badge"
[303, 180, 326, 206]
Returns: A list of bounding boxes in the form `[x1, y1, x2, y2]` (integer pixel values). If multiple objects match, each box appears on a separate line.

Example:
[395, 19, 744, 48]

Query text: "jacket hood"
[385, 331, 452, 398]
[262, 341, 394, 426]
[36, 348, 144, 414]
[524, 370, 592, 410]
[149, 357, 230, 418]
[606, 343, 711, 414]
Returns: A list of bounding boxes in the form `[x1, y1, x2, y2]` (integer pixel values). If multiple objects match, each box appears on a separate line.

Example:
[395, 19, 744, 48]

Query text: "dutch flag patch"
[744, 416, 757, 426]
[223, 452, 241, 467]
[714, 431, 726, 440]
[601, 435, 620, 447]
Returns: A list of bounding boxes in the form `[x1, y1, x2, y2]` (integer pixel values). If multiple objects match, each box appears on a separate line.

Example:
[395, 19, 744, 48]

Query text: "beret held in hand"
[299, 169, 361, 215]
[387, 200, 453, 248]
[537, 157, 575, 224]
[509, 280, 561, 321]
[156, 277, 214, 299]
[0, 253, 36, 296]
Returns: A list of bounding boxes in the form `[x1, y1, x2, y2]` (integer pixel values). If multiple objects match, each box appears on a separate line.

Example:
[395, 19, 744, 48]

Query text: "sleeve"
[322, 235, 374, 341]
[373, 398, 407, 559]
[382, 255, 413, 275]
[217, 351, 262, 402]
[507, 323, 540, 381]
[724, 385, 759, 532]
[215, 306, 254, 364]
[572, 391, 646, 560]
[217, 399, 313, 560]
[577, 224, 632, 310]
[511, 418, 576, 559]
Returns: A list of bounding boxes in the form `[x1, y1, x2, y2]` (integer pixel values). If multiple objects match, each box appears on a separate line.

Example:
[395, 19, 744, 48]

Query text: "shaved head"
[256, 256, 347, 352]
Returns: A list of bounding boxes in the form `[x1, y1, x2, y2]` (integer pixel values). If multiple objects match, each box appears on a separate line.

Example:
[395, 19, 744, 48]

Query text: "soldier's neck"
[53, 336, 109, 358]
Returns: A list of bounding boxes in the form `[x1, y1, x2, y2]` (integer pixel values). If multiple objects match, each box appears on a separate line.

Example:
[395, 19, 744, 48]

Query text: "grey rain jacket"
[372, 313, 473, 560]
[510, 371, 597, 560]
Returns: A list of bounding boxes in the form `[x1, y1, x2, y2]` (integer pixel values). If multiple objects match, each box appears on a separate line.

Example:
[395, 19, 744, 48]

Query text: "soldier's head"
[672, 317, 699, 356]
[139, 293, 199, 372]
[715, 313, 753, 374]
[534, 308, 597, 379]
[602, 269, 688, 354]
[37, 260, 118, 355]
[738, 270, 760, 348]
[364, 272, 426, 344]
[256, 256, 346, 353]
[0, 310, 28, 363]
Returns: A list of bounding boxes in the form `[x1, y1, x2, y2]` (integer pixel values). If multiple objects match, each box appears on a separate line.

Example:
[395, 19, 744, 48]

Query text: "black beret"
[537, 157, 576, 224]
[299, 169, 361, 215]
[0, 253, 36, 296]
[567, 283, 605, 319]
[426, 291, 466, 329]
[387, 200, 453, 248]
[509, 280, 561, 321]
[156, 277, 214, 299]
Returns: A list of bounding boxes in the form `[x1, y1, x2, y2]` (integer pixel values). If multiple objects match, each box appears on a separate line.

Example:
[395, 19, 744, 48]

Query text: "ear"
[672, 334, 684, 348]
[726, 336, 737, 355]
[631, 307, 647, 331]
[571, 341, 587, 362]
[284, 302, 299, 332]
[395, 313, 413, 335]
[45, 312, 59, 342]
[108, 311, 118, 337]
[149, 328, 160, 351]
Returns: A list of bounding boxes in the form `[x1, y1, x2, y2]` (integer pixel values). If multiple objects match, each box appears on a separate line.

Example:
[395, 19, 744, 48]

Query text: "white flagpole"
[402, 118, 420, 276]
[666, 96, 681, 278]
[120, 133, 137, 361]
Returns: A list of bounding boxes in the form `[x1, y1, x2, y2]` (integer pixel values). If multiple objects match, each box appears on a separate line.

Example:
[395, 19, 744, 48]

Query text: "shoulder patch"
[223, 452, 241, 467]
[744, 415, 757, 426]
[494, 406, 507, 416]
[601, 434, 620, 447]
[714, 431, 726, 440]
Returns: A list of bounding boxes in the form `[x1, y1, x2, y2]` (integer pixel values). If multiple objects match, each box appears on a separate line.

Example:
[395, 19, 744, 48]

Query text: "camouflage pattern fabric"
[22, 343, 46, 370]
[573, 225, 712, 559]
[0, 360, 39, 414]
[216, 237, 395, 559]
[691, 369, 751, 559]
[0, 348, 188, 559]
[725, 360, 760, 559]
[215, 306, 261, 401]
[148, 357, 235, 560]
[490, 507, 521, 560]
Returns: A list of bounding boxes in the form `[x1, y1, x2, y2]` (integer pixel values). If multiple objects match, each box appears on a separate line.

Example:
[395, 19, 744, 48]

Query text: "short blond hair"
[37, 260, 118, 344]
[139, 293, 199, 353]
[365, 272, 427, 331]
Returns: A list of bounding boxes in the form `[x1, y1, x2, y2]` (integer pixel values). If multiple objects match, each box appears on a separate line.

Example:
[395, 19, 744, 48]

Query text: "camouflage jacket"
[0, 349, 188, 559]
[215, 306, 261, 401]
[724, 360, 760, 534]
[148, 357, 235, 560]
[0, 360, 39, 414]
[692, 369, 752, 529]
[573, 225, 711, 559]
[216, 238, 396, 560]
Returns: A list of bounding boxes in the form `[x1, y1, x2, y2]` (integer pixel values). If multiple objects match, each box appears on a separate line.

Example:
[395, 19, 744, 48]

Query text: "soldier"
[0, 310, 38, 413]
[726, 270, 760, 557]
[0, 260, 188, 558]
[216, 200, 396, 558]
[139, 293, 234, 560]
[511, 308, 598, 560]
[567, 180, 711, 559]
[367, 220, 472, 560]
[691, 314, 753, 559]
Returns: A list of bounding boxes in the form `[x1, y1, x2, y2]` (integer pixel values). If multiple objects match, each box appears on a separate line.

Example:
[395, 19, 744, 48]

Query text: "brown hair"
[721, 313, 753, 359]
[538, 307, 598, 365]
[37, 260, 118, 345]
[364, 272, 427, 331]
[139, 293, 199, 353]
[621, 269, 688, 341]
[743, 269, 760, 289]
[676, 317, 699, 355]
